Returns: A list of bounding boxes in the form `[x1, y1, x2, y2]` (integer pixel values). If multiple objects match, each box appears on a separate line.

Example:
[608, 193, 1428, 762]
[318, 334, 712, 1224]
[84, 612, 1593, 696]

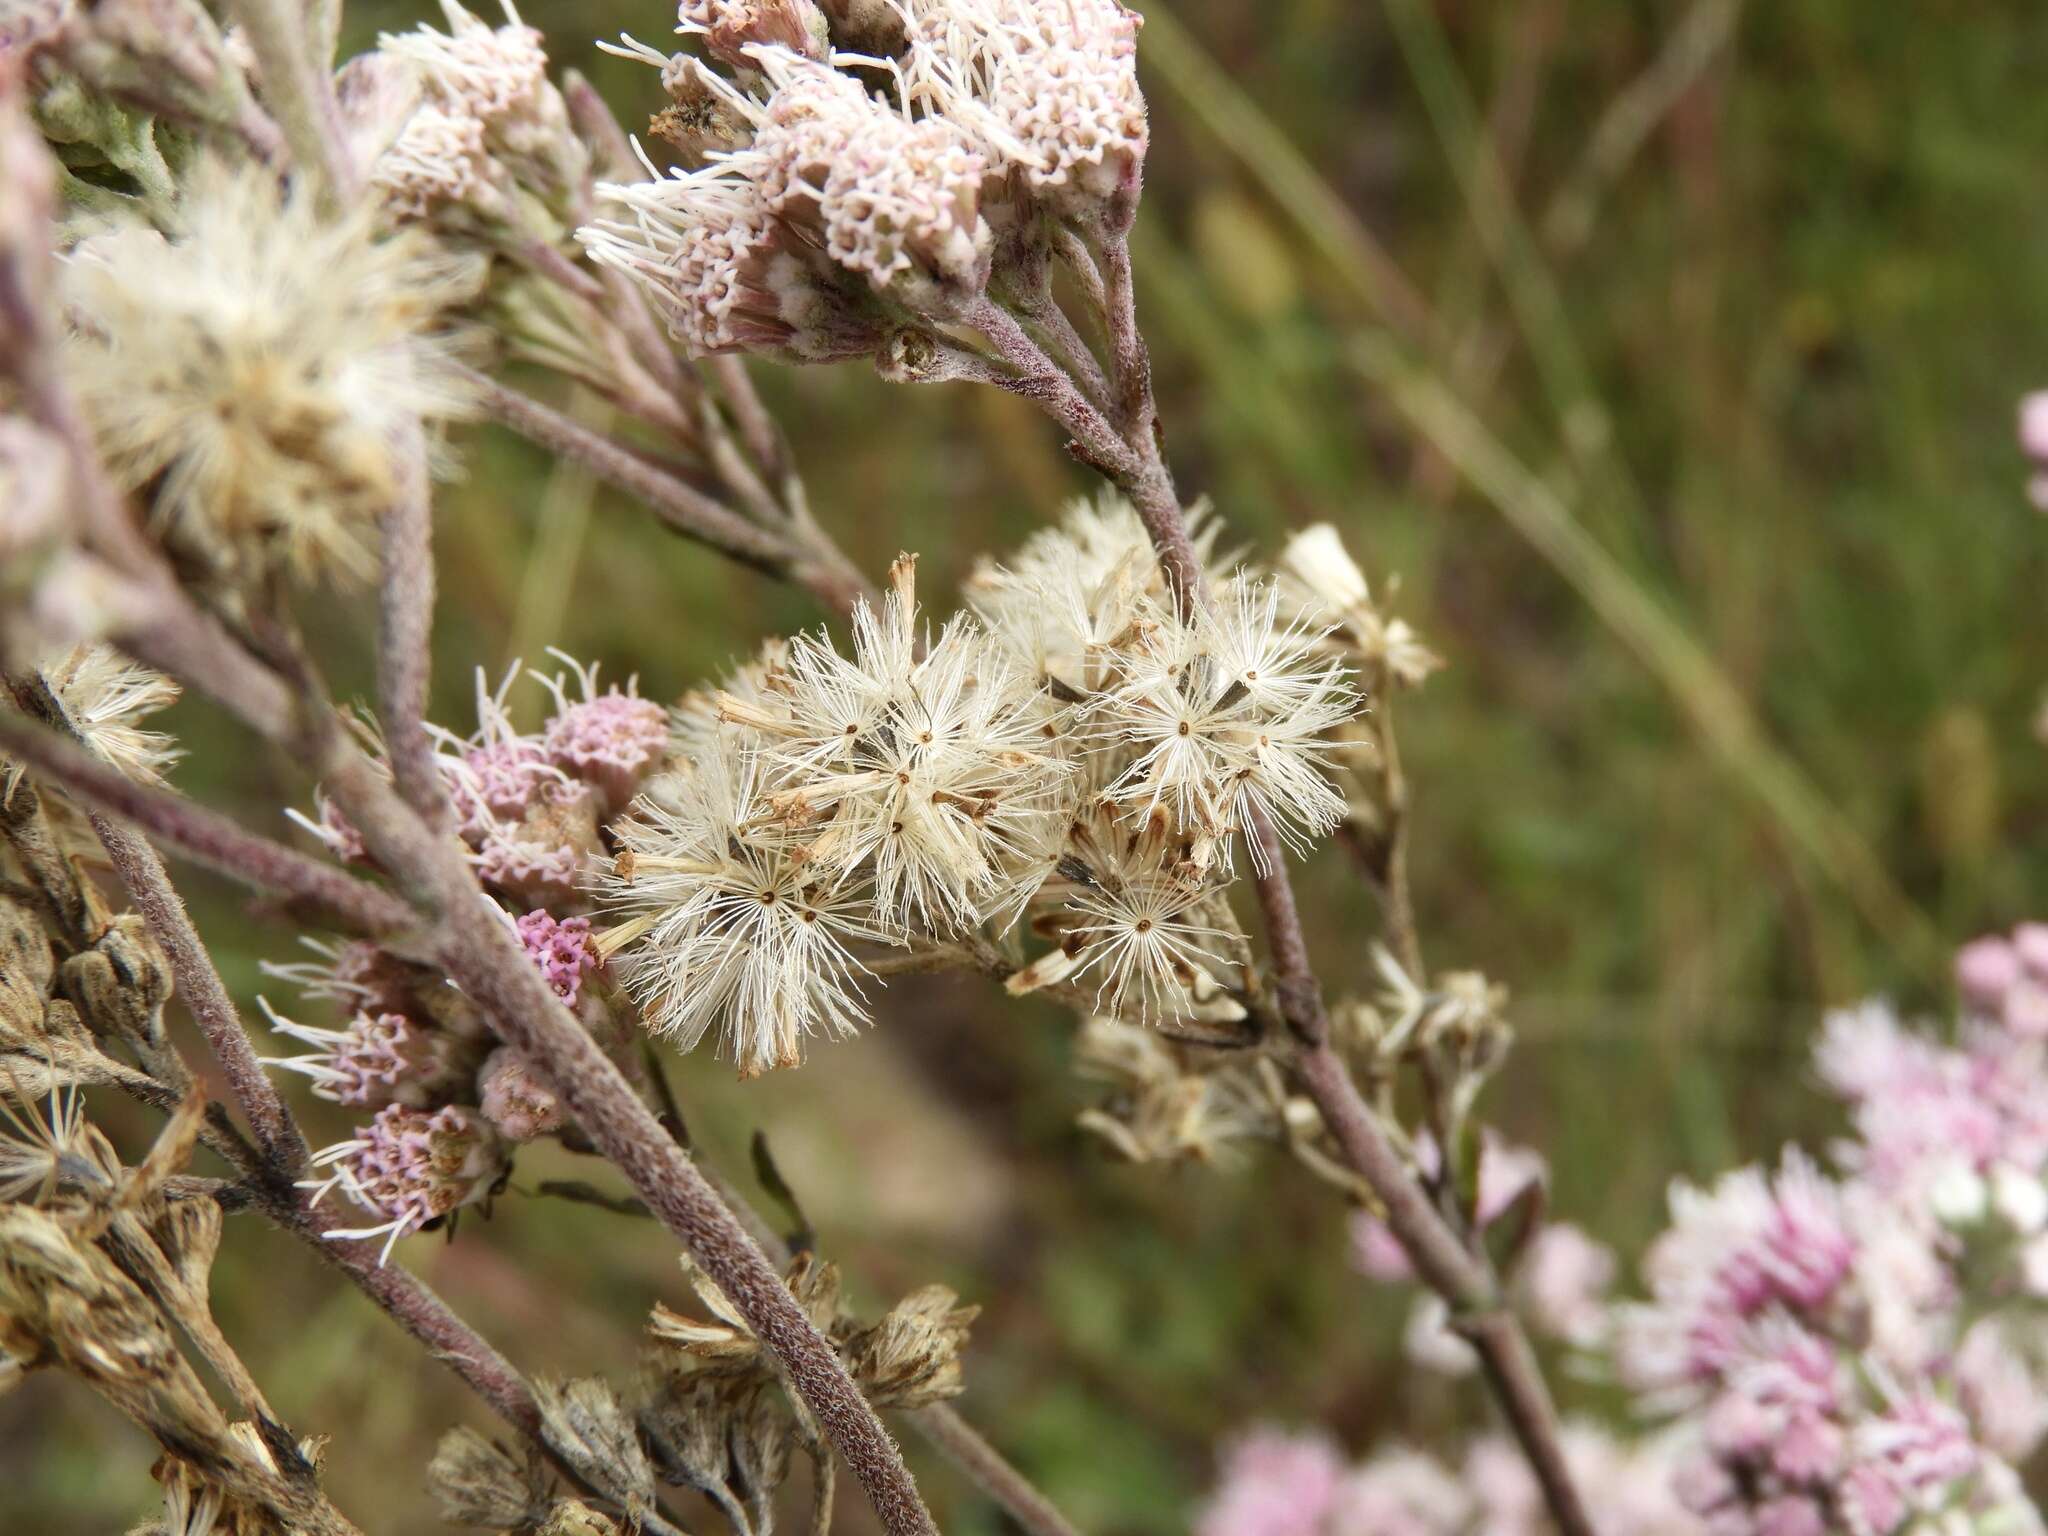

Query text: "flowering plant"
[0, 1, 2040, 1534]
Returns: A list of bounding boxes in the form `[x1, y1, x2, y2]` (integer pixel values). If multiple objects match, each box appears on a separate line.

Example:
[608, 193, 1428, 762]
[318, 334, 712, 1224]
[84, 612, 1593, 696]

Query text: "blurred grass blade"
[1349, 330, 1941, 971]
[1374, 0, 1647, 550]
[1136, 3, 1442, 353]
[505, 388, 605, 674]
[1543, 0, 1745, 254]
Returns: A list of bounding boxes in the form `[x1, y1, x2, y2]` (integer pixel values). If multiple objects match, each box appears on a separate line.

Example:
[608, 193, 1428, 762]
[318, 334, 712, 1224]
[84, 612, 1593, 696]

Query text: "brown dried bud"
[476, 1045, 564, 1143]
[816, 0, 904, 53]
[534, 1377, 654, 1526]
[836, 1284, 978, 1408]
[647, 61, 753, 168]
[692, 0, 829, 71]
[537, 1498, 623, 1536]
[58, 915, 174, 1052]
[0, 892, 55, 1049]
[427, 1425, 553, 1530]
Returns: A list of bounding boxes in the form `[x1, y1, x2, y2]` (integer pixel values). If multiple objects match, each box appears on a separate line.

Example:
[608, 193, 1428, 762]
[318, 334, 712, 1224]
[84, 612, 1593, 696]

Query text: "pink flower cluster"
[515, 908, 599, 1006]
[1224, 924, 2048, 1536]
[304, 1103, 507, 1261]
[1196, 1423, 1696, 1536]
[304, 656, 671, 906]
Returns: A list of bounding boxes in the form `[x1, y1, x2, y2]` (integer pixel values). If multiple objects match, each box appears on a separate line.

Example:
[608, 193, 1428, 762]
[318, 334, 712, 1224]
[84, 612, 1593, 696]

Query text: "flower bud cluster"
[353, 0, 589, 237]
[578, 0, 1147, 361]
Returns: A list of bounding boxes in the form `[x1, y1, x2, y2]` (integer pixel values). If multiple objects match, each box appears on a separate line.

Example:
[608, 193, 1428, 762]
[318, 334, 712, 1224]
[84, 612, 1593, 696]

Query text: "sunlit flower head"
[599, 737, 887, 1076]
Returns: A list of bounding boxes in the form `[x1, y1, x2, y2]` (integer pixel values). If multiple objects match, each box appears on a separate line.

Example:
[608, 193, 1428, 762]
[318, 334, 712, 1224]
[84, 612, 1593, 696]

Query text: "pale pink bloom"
[262, 1002, 475, 1110]
[1399, 1295, 1476, 1377]
[1519, 1223, 1616, 1348]
[904, 0, 1148, 217]
[2020, 392, 2048, 462]
[475, 825, 588, 906]
[1957, 935, 2022, 1008]
[1195, 1428, 1344, 1536]
[537, 652, 670, 811]
[1752, 1495, 1825, 1536]
[1327, 1446, 1472, 1536]
[1954, 1319, 2048, 1463]
[303, 1103, 507, 1261]
[2014, 922, 2048, 977]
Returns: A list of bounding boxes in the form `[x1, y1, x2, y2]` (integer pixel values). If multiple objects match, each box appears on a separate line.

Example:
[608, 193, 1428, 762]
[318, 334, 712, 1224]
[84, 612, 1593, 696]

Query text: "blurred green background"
[8, 0, 2048, 1530]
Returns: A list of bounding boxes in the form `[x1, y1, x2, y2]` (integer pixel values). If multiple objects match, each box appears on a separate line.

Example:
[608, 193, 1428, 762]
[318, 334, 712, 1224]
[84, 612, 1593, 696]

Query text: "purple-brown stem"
[459, 365, 869, 619]
[319, 752, 940, 1536]
[0, 711, 416, 938]
[376, 430, 451, 831]
[912, 1405, 1084, 1536]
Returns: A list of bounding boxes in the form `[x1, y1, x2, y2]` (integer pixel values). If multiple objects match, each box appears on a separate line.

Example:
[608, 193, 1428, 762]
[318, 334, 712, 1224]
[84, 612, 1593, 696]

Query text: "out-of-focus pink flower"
[2021, 392, 2048, 508]
[1351, 1133, 1544, 1283]
[1195, 1428, 1345, 1536]
[1957, 936, 2022, 1008]
[1520, 1223, 1615, 1348]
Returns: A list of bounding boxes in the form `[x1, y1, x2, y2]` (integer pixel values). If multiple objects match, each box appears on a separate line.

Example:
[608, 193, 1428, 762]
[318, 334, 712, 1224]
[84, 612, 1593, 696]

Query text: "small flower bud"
[476, 1045, 564, 1141]
[516, 910, 601, 1006]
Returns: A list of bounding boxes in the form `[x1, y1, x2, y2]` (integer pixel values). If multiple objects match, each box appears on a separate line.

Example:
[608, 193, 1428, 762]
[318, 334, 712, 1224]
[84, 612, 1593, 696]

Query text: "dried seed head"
[836, 1283, 977, 1407]
[59, 158, 480, 588]
[538, 1498, 625, 1536]
[427, 1425, 553, 1529]
[533, 1376, 654, 1524]
[39, 644, 182, 788]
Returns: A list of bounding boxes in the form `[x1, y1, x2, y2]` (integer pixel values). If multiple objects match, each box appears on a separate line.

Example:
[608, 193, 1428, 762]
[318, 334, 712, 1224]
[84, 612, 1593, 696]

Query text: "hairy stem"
[216, 0, 358, 202]
[460, 366, 869, 618]
[0, 711, 415, 938]
[911, 1405, 1084, 1536]
[376, 431, 451, 830]
[984, 230, 1594, 1536]
[320, 753, 940, 1536]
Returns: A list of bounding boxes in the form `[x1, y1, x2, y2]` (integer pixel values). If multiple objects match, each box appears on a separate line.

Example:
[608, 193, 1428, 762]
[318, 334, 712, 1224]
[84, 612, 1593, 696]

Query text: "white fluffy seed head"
[59, 158, 480, 588]
[39, 643, 182, 787]
[600, 738, 888, 1076]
